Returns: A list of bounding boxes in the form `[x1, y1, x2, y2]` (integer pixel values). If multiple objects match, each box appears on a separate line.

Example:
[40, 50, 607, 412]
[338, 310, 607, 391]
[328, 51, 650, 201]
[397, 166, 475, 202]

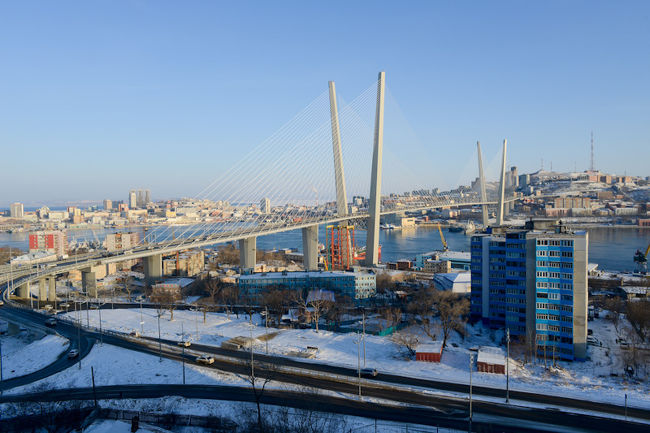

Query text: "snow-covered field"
[0, 332, 69, 379]
[61, 308, 650, 410]
[11, 342, 247, 394]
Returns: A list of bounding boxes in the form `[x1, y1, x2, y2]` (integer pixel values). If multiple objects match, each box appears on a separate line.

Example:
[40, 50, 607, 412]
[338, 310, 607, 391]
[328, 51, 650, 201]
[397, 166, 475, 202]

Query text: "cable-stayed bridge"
[3, 72, 519, 299]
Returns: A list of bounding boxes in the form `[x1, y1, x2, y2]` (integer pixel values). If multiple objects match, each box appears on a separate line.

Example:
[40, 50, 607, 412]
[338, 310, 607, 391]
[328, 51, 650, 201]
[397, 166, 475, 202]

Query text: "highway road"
[2, 303, 649, 432]
[0, 307, 94, 391]
[1, 384, 649, 433]
[148, 336, 650, 421]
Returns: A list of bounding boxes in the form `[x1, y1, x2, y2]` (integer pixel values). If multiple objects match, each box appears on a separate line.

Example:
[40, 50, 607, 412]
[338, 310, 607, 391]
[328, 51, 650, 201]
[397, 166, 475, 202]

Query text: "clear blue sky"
[1, 1, 649, 207]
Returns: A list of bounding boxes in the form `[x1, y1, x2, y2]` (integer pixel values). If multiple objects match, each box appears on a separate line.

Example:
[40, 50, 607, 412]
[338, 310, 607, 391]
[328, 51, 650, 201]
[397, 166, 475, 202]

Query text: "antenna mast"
[590, 131, 594, 171]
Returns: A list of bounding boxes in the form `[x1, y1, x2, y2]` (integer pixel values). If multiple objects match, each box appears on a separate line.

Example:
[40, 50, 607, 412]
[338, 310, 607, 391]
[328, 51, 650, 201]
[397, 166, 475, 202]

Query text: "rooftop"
[239, 270, 373, 280]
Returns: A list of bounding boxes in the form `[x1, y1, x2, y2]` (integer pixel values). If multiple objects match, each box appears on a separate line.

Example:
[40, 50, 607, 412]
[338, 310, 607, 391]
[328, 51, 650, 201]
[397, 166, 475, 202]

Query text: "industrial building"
[238, 270, 376, 302]
[433, 272, 471, 294]
[470, 220, 588, 361]
[414, 250, 471, 271]
[28, 230, 67, 257]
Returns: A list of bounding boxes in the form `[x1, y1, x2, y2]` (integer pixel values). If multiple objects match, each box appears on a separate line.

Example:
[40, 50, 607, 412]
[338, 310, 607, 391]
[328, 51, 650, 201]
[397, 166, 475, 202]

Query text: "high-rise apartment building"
[29, 230, 68, 257]
[260, 197, 271, 214]
[144, 189, 151, 205]
[470, 220, 588, 361]
[103, 199, 113, 210]
[129, 190, 137, 209]
[104, 232, 140, 252]
[10, 202, 24, 218]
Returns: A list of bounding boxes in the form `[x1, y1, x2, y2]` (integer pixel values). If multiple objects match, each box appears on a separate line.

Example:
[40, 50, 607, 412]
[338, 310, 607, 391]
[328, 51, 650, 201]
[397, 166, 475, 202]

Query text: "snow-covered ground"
[91, 398, 463, 433]
[86, 420, 162, 433]
[60, 308, 650, 410]
[0, 332, 69, 379]
[10, 342, 247, 394]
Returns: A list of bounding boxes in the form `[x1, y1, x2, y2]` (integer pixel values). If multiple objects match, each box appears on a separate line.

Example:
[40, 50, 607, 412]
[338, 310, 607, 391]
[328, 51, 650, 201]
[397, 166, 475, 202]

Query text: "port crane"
[437, 222, 449, 252]
[633, 244, 650, 273]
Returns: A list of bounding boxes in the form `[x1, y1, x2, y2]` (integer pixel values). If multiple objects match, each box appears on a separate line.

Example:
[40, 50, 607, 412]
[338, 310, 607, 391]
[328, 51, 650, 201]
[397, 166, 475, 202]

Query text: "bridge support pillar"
[365, 71, 386, 267]
[476, 141, 489, 227]
[81, 268, 97, 298]
[329, 81, 348, 218]
[16, 281, 29, 298]
[302, 225, 319, 271]
[143, 254, 163, 286]
[496, 139, 508, 226]
[239, 237, 256, 273]
[47, 277, 56, 302]
[38, 278, 47, 303]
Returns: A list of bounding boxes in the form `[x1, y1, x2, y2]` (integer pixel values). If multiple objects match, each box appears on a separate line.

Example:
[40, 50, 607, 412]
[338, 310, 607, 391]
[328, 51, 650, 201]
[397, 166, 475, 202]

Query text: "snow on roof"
[417, 341, 443, 353]
[435, 273, 471, 284]
[11, 250, 57, 262]
[621, 286, 649, 295]
[477, 346, 505, 365]
[420, 250, 471, 261]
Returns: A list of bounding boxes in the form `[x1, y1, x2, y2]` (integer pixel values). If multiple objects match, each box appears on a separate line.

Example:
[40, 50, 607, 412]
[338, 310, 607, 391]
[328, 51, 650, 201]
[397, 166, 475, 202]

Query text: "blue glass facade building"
[471, 222, 588, 361]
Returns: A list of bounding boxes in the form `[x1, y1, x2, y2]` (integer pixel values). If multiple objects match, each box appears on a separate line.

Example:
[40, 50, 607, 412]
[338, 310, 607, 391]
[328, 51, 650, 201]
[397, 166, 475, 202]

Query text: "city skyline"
[1, 1, 649, 206]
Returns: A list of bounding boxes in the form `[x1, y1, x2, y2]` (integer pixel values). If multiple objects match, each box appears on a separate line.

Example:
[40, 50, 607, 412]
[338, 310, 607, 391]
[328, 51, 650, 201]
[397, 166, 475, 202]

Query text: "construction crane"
[633, 244, 650, 273]
[437, 222, 449, 252]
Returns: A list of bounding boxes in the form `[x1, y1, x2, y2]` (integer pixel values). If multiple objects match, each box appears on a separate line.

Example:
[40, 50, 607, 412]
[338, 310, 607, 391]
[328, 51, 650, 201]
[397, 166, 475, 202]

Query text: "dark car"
[360, 368, 378, 378]
[45, 318, 57, 327]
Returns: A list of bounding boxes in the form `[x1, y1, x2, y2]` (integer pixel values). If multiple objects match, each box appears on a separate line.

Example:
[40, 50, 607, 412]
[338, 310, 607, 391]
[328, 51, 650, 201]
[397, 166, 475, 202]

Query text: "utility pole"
[265, 306, 269, 354]
[0, 338, 3, 384]
[181, 322, 186, 385]
[625, 393, 628, 421]
[77, 302, 82, 370]
[506, 328, 510, 404]
[91, 366, 97, 407]
[98, 303, 103, 346]
[140, 301, 144, 335]
[157, 312, 162, 362]
[356, 331, 362, 399]
[362, 309, 366, 368]
[469, 353, 474, 433]
[249, 319, 255, 381]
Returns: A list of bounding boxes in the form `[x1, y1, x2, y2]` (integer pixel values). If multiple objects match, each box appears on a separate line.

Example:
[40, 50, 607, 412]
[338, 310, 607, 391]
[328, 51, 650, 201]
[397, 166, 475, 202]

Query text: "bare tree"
[626, 299, 650, 342]
[123, 275, 133, 301]
[151, 289, 180, 321]
[308, 298, 333, 332]
[218, 244, 240, 265]
[604, 297, 624, 333]
[380, 306, 402, 329]
[431, 289, 469, 347]
[392, 330, 419, 358]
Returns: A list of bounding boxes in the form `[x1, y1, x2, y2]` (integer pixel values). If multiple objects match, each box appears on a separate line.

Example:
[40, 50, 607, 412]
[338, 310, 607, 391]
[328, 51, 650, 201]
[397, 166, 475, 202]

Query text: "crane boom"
[437, 222, 449, 252]
[645, 244, 650, 258]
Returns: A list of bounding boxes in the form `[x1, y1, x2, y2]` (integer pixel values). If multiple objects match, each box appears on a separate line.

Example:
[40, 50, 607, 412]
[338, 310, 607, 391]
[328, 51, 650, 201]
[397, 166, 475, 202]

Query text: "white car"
[68, 349, 79, 359]
[178, 340, 192, 348]
[196, 355, 215, 365]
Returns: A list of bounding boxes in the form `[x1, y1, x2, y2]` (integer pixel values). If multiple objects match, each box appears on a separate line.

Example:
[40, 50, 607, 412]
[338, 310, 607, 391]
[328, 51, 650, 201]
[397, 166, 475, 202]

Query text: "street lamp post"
[354, 331, 362, 399]
[506, 328, 510, 404]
